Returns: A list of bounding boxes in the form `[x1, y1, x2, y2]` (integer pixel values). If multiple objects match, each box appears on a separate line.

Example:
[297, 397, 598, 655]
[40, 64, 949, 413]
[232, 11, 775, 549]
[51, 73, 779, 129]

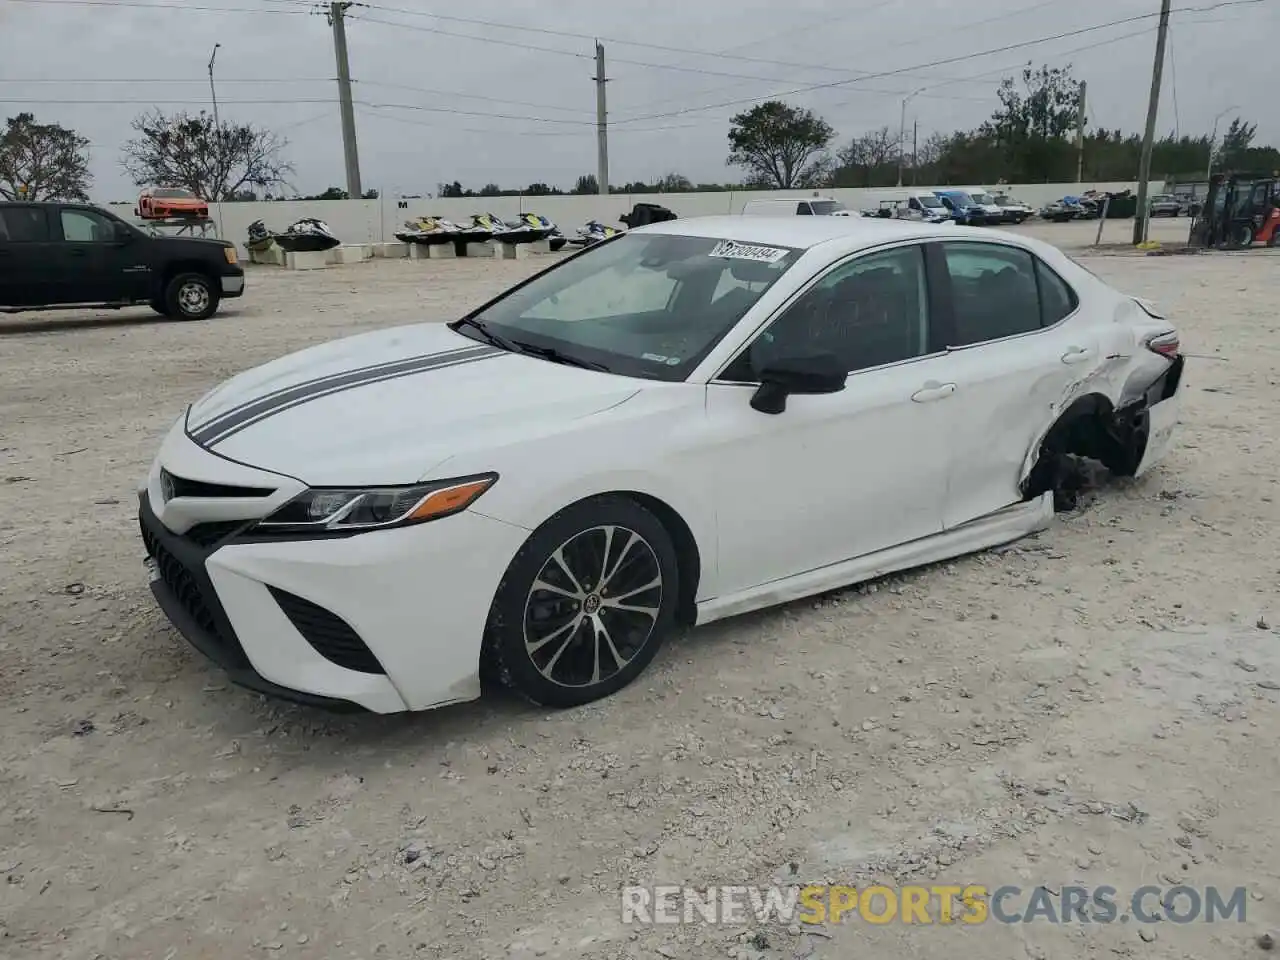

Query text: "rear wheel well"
[1023, 393, 1136, 509]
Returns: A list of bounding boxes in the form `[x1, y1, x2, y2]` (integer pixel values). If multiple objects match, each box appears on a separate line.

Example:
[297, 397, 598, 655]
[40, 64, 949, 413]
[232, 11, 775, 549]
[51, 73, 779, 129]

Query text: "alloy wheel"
[179, 281, 210, 315]
[523, 525, 663, 688]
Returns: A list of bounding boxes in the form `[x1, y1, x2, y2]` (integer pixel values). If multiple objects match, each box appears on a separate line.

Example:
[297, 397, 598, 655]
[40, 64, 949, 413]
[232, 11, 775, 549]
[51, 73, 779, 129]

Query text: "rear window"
[809, 200, 845, 215]
[0, 206, 49, 242]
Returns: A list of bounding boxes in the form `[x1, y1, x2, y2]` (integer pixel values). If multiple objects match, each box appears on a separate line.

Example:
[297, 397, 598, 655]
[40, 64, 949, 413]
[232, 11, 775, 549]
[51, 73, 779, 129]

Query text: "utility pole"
[897, 87, 926, 188]
[329, 1, 362, 199]
[911, 120, 918, 186]
[1075, 80, 1087, 184]
[1133, 0, 1172, 245]
[594, 41, 609, 197]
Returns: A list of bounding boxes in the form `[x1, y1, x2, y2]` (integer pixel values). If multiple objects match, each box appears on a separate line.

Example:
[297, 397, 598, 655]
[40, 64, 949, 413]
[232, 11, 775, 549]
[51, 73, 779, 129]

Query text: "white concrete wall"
[108, 181, 1140, 251]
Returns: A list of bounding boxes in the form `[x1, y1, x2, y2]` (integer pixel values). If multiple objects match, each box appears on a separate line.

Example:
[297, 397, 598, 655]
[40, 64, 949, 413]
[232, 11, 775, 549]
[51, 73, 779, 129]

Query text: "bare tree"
[121, 109, 292, 202]
[0, 112, 91, 201]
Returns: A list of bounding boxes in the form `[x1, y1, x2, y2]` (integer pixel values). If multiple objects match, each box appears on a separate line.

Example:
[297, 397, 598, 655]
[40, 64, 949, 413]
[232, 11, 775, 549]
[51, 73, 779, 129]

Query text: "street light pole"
[207, 43, 221, 134]
[897, 87, 926, 188]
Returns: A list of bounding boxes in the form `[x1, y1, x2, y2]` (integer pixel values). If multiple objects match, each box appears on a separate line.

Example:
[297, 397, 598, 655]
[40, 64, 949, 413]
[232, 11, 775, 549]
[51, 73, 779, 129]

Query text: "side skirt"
[694, 492, 1054, 626]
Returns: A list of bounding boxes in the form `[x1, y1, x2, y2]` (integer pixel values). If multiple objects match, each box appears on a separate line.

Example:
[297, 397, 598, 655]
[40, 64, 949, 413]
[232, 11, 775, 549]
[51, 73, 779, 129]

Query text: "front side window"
[809, 200, 844, 215]
[459, 232, 802, 381]
[942, 242, 1041, 345]
[723, 245, 931, 380]
[796, 203, 813, 215]
[59, 209, 114, 243]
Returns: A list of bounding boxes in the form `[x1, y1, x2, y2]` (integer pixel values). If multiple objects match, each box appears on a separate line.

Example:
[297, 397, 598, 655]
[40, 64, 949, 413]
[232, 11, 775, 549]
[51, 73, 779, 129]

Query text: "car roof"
[632, 214, 951, 250]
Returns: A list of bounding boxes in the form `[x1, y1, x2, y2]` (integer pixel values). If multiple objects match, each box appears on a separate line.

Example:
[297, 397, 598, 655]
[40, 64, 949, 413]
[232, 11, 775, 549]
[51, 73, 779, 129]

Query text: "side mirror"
[113, 221, 135, 243]
[750, 353, 847, 414]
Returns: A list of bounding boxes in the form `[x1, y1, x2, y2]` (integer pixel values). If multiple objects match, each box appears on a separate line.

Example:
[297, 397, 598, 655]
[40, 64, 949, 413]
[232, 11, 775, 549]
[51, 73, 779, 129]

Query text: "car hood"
[184, 323, 643, 485]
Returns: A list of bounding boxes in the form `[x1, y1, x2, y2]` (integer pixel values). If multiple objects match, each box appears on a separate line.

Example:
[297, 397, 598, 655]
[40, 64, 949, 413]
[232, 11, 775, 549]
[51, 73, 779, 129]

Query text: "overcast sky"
[2, 0, 1276, 200]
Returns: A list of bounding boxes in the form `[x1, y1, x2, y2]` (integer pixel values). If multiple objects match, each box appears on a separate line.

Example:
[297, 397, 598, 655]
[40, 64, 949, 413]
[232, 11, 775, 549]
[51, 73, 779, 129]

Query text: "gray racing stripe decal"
[191, 345, 503, 447]
[189, 343, 489, 439]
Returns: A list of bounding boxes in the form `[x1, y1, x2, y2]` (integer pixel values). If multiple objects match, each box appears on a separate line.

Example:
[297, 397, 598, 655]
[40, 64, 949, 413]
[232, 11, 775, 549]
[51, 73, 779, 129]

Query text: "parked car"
[934, 190, 989, 225]
[899, 192, 955, 224]
[138, 216, 1184, 713]
[1148, 194, 1183, 217]
[1040, 198, 1087, 222]
[741, 196, 848, 216]
[964, 189, 1006, 223]
[137, 187, 210, 220]
[0, 201, 243, 320]
[993, 194, 1034, 223]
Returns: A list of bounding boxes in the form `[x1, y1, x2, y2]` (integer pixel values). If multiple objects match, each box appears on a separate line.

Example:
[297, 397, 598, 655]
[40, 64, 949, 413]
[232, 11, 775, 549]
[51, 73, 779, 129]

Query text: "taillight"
[1145, 331, 1180, 358]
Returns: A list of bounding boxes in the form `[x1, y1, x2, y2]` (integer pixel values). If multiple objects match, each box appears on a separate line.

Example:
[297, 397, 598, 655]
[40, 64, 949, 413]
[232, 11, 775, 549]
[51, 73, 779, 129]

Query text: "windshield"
[153, 188, 195, 199]
[454, 232, 803, 381]
[918, 195, 944, 208]
[970, 192, 995, 205]
[809, 200, 845, 215]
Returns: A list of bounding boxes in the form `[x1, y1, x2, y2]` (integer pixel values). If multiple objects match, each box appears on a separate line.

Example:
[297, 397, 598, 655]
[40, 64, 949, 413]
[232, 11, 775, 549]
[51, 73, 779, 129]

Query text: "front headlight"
[255, 473, 497, 534]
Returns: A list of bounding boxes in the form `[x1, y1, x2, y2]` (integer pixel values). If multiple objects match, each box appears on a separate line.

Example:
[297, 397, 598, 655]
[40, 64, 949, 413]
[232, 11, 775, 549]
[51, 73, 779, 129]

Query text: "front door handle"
[911, 381, 957, 403]
[68, 248, 87, 257]
[1061, 346, 1094, 364]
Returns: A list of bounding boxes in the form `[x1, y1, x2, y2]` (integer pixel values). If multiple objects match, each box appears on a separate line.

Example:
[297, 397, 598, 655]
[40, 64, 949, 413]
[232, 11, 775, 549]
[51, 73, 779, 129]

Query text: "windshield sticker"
[709, 240, 789, 263]
[641, 352, 676, 364]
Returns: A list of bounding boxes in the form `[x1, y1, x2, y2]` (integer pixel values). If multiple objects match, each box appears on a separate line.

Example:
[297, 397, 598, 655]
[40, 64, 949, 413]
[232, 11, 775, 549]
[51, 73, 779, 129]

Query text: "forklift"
[1188, 171, 1280, 248]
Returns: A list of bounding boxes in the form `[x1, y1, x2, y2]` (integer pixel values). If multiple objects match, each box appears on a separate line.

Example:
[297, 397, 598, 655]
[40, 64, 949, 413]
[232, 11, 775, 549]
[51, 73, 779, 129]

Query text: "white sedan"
[139, 217, 1183, 713]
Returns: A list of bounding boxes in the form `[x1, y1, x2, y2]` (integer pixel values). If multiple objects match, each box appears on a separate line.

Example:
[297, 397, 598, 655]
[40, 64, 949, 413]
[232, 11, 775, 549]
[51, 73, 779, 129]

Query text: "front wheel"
[482, 497, 680, 708]
[1229, 224, 1255, 249]
[164, 272, 219, 321]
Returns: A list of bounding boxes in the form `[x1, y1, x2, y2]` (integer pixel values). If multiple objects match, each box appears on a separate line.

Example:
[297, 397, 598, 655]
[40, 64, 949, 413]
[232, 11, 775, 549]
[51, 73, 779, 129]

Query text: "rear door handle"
[1061, 346, 1094, 364]
[69, 248, 87, 257]
[911, 381, 957, 403]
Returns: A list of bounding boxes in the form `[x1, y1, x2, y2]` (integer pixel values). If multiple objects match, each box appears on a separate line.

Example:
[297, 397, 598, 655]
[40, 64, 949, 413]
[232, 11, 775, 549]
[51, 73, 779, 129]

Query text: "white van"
[741, 196, 852, 217]
[899, 191, 954, 224]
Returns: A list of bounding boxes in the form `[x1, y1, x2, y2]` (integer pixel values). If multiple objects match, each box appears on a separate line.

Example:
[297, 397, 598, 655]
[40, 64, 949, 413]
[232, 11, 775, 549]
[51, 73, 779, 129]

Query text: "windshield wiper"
[507, 340, 612, 372]
[451, 317, 611, 372]
[451, 316, 522, 355]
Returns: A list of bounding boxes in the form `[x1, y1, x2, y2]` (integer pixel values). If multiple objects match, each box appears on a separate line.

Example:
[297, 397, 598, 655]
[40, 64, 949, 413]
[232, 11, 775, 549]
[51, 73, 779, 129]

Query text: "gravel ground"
[2, 218, 1279, 959]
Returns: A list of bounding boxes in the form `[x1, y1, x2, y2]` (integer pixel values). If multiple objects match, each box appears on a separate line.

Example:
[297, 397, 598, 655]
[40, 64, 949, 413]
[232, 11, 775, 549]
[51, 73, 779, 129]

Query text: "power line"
[4, 0, 313, 14]
[610, 1, 1270, 126]
[354, 105, 702, 138]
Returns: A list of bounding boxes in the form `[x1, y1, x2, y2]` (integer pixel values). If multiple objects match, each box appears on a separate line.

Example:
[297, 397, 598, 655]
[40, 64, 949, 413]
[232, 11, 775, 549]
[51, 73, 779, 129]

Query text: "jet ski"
[272, 217, 340, 252]
[472, 212, 535, 244]
[246, 219, 275, 252]
[394, 216, 460, 245]
[514, 213, 556, 242]
[568, 220, 622, 247]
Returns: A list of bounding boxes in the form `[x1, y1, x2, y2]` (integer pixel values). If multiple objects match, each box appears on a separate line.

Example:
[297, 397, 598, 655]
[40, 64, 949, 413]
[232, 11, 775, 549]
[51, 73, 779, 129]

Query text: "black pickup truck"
[0, 201, 244, 321]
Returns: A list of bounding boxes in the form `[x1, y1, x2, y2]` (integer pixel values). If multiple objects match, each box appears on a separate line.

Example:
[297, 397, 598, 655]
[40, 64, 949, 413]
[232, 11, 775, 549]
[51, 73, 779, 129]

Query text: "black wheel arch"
[156, 260, 217, 297]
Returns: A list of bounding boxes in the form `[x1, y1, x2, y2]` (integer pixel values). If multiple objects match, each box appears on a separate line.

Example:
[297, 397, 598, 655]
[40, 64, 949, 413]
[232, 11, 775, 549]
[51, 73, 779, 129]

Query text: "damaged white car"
[139, 217, 1183, 714]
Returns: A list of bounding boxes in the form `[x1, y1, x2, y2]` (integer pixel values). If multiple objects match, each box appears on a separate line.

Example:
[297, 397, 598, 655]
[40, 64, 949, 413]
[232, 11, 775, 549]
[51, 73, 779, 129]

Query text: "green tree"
[572, 173, 599, 195]
[0, 112, 92, 201]
[726, 100, 834, 188]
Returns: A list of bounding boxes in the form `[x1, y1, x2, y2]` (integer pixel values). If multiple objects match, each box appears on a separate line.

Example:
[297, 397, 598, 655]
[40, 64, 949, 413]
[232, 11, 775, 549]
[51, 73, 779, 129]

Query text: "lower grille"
[268, 587, 386, 675]
[184, 521, 249, 548]
[140, 507, 250, 669]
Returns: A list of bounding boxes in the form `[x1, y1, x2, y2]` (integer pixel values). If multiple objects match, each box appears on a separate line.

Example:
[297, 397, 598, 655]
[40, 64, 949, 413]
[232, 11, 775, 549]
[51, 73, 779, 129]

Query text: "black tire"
[482, 496, 680, 708]
[163, 272, 219, 321]
[1229, 224, 1255, 249]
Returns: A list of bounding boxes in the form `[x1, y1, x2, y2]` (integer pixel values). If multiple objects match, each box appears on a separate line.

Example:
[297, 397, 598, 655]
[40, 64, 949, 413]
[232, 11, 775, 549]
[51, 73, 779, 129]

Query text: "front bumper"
[221, 274, 245, 298]
[138, 426, 529, 713]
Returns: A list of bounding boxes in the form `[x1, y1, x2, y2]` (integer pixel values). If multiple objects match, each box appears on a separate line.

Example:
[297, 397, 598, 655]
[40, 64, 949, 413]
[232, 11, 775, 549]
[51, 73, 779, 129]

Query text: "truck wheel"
[164, 273, 219, 321]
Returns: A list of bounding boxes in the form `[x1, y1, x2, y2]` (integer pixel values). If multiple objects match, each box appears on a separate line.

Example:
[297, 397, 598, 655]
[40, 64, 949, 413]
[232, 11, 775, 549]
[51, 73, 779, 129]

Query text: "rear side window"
[0, 206, 49, 242]
[1036, 260, 1078, 326]
[941, 242, 1040, 345]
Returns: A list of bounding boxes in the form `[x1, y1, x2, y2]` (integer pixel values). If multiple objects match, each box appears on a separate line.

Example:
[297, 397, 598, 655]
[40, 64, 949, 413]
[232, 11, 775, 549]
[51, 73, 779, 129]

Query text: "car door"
[929, 240, 1098, 528]
[0, 205, 54, 307]
[54, 207, 143, 303]
[701, 242, 957, 596]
